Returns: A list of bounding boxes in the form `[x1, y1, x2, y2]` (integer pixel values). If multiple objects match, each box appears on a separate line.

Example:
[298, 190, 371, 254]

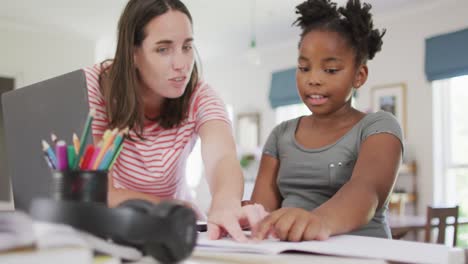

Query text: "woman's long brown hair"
[101, 0, 199, 139]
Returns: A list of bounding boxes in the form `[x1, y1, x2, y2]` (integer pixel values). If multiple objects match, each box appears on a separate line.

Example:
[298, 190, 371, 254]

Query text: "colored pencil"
[92, 128, 118, 170]
[41, 112, 130, 171]
[73, 109, 96, 169]
[72, 133, 80, 154]
[98, 146, 115, 170]
[87, 146, 101, 170]
[108, 141, 125, 170]
[41, 140, 57, 168]
[80, 144, 95, 170]
[55, 140, 68, 171]
[102, 129, 111, 141]
[42, 152, 56, 170]
[101, 127, 129, 170]
[51, 133, 58, 145]
[67, 145, 76, 169]
[107, 128, 129, 170]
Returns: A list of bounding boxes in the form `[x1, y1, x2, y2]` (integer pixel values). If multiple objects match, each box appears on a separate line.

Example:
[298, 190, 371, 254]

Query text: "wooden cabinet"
[389, 161, 418, 215]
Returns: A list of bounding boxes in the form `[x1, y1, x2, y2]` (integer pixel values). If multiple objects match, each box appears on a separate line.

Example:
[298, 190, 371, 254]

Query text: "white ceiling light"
[246, 0, 261, 66]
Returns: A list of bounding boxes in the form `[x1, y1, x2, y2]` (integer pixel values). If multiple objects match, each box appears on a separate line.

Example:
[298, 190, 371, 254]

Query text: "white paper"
[34, 221, 88, 249]
[0, 212, 35, 251]
[197, 233, 460, 264]
[78, 230, 142, 261]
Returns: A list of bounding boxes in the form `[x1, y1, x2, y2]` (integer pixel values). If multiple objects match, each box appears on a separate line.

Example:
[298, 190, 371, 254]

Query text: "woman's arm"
[250, 154, 282, 212]
[199, 120, 244, 204]
[199, 119, 258, 241]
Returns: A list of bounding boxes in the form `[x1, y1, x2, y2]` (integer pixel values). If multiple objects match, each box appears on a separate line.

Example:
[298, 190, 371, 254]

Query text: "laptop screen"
[1, 70, 91, 211]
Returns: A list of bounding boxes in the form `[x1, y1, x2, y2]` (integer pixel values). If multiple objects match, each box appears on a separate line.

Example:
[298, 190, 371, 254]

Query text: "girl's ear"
[353, 64, 368, 89]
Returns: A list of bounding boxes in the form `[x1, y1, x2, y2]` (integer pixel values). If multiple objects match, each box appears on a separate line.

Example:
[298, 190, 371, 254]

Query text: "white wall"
[0, 21, 96, 207]
[0, 21, 96, 88]
[202, 40, 299, 144]
[202, 0, 468, 213]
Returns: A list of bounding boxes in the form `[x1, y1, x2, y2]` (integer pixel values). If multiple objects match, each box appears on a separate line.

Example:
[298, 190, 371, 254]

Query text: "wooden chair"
[391, 229, 408, 240]
[424, 205, 459, 246]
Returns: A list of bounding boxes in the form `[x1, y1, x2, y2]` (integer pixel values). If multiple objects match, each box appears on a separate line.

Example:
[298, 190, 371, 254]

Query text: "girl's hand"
[207, 200, 268, 242]
[253, 208, 330, 242]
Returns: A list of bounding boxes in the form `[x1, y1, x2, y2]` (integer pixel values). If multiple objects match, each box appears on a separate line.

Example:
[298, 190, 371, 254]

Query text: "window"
[433, 75, 468, 246]
[275, 103, 310, 124]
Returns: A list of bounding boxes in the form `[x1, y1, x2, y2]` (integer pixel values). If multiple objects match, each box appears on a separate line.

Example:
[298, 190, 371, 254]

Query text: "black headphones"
[29, 198, 198, 263]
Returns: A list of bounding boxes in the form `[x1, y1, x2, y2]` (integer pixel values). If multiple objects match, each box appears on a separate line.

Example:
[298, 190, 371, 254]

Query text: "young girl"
[84, 0, 259, 242]
[250, 0, 403, 241]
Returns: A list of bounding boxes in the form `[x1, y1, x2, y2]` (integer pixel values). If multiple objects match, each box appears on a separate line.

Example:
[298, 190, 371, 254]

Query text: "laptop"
[1, 70, 91, 211]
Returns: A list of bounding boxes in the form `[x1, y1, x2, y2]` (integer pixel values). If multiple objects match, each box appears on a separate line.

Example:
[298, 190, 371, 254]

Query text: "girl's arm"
[250, 154, 282, 212]
[313, 133, 402, 235]
[255, 133, 402, 240]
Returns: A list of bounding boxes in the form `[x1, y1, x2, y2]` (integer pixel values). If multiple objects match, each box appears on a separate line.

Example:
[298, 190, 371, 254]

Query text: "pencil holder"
[51, 170, 108, 204]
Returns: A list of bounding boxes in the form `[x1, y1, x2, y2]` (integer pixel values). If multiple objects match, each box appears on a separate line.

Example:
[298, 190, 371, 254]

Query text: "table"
[130, 251, 391, 264]
[127, 248, 466, 264]
[190, 251, 390, 264]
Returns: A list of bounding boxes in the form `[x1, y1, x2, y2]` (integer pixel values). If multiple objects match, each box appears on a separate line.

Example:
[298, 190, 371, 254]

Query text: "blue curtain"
[425, 28, 468, 81]
[269, 68, 300, 108]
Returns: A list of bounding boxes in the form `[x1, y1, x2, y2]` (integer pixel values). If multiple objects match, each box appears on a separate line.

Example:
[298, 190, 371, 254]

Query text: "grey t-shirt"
[263, 111, 403, 238]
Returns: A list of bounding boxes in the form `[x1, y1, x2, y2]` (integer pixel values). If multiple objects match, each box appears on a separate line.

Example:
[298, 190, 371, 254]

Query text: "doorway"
[0, 77, 14, 201]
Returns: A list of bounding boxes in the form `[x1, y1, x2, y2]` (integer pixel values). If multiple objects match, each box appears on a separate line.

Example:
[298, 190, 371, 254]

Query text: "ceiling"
[0, 0, 442, 60]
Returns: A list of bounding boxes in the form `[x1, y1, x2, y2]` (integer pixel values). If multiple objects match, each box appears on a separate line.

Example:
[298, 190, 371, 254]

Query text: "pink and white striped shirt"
[84, 63, 230, 201]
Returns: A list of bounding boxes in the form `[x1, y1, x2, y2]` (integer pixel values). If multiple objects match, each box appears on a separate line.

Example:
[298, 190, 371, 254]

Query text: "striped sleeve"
[83, 64, 109, 138]
[192, 83, 231, 132]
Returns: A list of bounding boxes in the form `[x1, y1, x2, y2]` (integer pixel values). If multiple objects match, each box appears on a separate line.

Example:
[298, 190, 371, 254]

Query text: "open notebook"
[196, 233, 464, 264]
